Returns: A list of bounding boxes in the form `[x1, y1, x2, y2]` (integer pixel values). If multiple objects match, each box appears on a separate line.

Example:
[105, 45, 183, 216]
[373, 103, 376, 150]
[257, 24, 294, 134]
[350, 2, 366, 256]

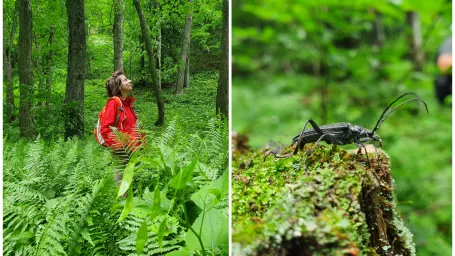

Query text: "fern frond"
[117, 213, 184, 256]
[34, 195, 74, 256]
[156, 118, 177, 146]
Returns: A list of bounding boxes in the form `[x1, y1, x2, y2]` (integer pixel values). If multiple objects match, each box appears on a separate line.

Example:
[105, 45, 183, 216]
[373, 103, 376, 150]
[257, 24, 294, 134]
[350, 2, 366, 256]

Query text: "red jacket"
[100, 97, 142, 149]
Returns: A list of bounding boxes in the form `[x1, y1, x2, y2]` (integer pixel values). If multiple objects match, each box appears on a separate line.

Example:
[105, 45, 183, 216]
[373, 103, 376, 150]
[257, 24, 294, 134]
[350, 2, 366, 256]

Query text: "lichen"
[232, 144, 416, 256]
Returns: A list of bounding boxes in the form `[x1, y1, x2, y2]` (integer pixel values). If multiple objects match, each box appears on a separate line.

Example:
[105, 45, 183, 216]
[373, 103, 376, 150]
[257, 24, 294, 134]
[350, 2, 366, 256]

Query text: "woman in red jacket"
[101, 70, 143, 185]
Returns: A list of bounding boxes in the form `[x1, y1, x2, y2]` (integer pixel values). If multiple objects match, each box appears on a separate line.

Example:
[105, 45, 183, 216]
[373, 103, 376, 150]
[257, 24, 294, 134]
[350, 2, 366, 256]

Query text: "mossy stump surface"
[232, 144, 415, 256]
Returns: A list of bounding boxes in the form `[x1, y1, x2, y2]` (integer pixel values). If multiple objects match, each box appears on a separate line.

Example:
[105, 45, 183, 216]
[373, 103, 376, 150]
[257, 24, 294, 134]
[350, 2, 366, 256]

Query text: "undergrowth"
[3, 117, 228, 255]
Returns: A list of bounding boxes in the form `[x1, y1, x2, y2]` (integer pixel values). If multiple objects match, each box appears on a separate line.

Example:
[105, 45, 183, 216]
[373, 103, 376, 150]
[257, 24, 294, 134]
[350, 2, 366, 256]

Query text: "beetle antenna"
[371, 93, 429, 134]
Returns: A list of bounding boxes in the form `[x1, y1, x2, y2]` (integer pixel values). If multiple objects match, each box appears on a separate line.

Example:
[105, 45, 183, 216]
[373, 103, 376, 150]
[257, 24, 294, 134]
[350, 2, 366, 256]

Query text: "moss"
[232, 144, 415, 256]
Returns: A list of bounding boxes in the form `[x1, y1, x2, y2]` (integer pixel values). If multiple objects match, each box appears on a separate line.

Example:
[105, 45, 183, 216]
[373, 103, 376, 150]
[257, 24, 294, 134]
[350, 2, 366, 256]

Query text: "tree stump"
[232, 144, 415, 256]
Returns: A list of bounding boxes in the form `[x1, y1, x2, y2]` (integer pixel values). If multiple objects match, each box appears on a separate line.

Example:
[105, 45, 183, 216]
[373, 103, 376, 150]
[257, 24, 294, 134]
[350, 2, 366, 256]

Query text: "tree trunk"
[35, 35, 46, 106]
[4, 41, 15, 122]
[139, 34, 145, 72]
[18, 0, 35, 137]
[44, 25, 55, 106]
[133, 0, 164, 126]
[156, 0, 162, 90]
[113, 0, 123, 71]
[158, 24, 162, 89]
[176, 0, 193, 94]
[216, 0, 228, 119]
[184, 41, 190, 88]
[64, 0, 86, 139]
[4, 5, 18, 122]
[406, 11, 424, 71]
[373, 10, 385, 48]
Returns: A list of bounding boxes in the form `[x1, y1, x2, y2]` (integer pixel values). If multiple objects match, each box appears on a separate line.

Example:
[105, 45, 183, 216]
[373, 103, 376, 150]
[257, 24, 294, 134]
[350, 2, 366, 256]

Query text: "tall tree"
[113, 0, 123, 70]
[373, 10, 385, 48]
[4, 2, 18, 122]
[406, 11, 424, 71]
[44, 25, 55, 106]
[34, 32, 46, 106]
[64, 0, 86, 139]
[155, 0, 162, 90]
[216, 0, 228, 118]
[18, 0, 35, 137]
[133, 0, 165, 126]
[176, 0, 193, 94]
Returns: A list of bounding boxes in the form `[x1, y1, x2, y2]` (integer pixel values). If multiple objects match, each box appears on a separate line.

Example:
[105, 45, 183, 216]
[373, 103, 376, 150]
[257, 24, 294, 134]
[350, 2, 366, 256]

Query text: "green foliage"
[3, 138, 113, 255]
[115, 117, 228, 255]
[4, 114, 228, 255]
[4, 0, 225, 254]
[117, 213, 184, 256]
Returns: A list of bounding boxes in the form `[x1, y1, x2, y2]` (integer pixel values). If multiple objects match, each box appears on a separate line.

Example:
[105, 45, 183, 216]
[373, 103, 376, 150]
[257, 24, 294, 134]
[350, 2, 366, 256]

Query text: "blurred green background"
[232, 0, 452, 255]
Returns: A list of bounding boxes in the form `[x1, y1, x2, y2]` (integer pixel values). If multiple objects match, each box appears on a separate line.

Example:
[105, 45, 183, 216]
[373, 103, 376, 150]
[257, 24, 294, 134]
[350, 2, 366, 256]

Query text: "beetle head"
[372, 133, 382, 147]
[358, 129, 383, 146]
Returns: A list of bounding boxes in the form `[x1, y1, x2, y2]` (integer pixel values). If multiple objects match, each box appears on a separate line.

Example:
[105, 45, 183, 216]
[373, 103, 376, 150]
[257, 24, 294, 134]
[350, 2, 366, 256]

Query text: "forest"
[3, 0, 229, 255]
[232, 0, 451, 255]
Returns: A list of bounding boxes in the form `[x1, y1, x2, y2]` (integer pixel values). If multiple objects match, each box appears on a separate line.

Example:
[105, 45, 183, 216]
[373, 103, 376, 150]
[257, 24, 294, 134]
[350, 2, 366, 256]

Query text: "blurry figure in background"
[434, 36, 452, 105]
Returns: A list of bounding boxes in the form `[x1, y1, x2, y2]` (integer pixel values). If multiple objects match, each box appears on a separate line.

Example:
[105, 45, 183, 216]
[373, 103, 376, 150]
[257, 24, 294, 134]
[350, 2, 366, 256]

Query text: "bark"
[216, 0, 229, 119]
[44, 25, 55, 106]
[35, 35, 46, 106]
[158, 25, 162, 89]
[156, 0, 162, 90]
[4, 4, 18, 122]
[139, 34, 145, 71]
[176, 0, 193, 94]
[18, 0, 35, 137]
[184, 41, 190, 88]
[406, 11, 424, 71]
[65, 0, 86, 139]
[85, 21, 91, 77]
[133, 0, 164, 126]
[113, 0, 124, 71]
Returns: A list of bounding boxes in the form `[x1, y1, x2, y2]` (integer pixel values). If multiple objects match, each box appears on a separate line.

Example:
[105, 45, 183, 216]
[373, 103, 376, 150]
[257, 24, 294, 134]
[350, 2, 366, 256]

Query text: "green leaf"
[117, 186, 133, 223]
[158, 217, 167, 249]
[190, 170, 228, 209]
[186, 209, 228, 250]
[169, 157, 198, 190]
[166, 247, 191, 256]
[150, 185, 161, 220]
[117, 154, 138, 198]
[81, 229, 94, 247]
[140, 157, 165, 169]
[136, 219, 148, 255]
[11, 231, 34, 241]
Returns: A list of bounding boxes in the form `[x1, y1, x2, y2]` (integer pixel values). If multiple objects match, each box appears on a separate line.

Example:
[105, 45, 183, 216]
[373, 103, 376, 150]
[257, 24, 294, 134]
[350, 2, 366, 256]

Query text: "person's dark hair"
[105, 69, 124, 97]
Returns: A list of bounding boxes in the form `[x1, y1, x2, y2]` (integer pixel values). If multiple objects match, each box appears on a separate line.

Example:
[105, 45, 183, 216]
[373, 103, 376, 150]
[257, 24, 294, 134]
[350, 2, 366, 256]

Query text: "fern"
[156, 118, 178, 146]
[118, 213, 185, 256]
[34, 194, 74, 256]
[3, 113, 228, 256]
[3, 137, 117, 256]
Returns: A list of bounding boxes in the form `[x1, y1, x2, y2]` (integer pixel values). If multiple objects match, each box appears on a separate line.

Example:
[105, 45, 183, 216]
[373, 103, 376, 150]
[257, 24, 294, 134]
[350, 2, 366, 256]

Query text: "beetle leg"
[355, 143, 371, 168]
[294, 119, 325, 154]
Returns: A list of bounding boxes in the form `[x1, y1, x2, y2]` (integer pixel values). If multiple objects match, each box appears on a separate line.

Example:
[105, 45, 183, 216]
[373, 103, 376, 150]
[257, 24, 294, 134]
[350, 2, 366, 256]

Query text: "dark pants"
[434, 75, 452, 105]
[110, 147, 133, 187]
